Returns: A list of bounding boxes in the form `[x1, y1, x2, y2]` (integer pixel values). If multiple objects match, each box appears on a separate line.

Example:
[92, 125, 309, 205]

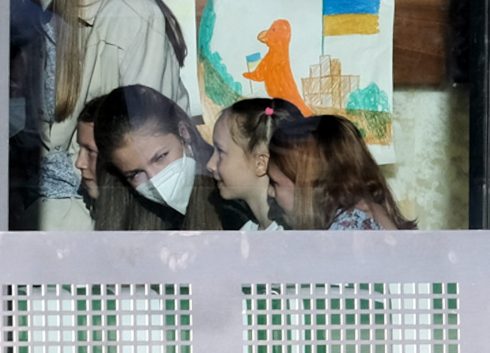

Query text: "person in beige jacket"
[19, 0, 190, 230]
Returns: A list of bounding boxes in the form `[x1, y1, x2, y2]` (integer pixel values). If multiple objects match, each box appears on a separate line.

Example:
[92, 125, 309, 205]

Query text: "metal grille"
[2, 284, 192, 353]
[242, 283, 459, 353]
[0, 231, 488, 353]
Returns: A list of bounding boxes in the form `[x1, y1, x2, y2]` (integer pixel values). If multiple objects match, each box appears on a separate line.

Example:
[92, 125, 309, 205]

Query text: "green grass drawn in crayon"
[362, 111, 391, 139]
[199, 0, 242, 106]
[346, 83, 391, 139]
[202, 58, 241, 106]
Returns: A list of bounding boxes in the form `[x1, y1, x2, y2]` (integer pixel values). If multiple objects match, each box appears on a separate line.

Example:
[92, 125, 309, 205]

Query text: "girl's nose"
[75, 149, 87, 170]
[206, 150, 218, 174]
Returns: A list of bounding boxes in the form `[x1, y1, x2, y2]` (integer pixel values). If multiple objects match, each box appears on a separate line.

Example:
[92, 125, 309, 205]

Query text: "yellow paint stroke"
[323, 14, 379, 36]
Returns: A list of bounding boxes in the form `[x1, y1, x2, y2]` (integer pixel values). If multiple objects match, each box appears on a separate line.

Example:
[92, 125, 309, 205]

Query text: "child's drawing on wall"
[242, 19, 313, 116]
[198, 0, 395, 163]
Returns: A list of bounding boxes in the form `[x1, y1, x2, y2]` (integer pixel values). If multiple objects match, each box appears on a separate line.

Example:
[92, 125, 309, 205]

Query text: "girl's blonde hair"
[218, 98, 304, 156]
[269, 115, 417, 230]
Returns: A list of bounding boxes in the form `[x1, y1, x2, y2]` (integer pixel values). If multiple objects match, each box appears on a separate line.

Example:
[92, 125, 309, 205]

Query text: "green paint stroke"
[347, 83, 391, 139]
[199, 0, 242, 106]
[202, 58, 241, 106]
[362, 110, 391, 139]
[346, 83, 390, 112]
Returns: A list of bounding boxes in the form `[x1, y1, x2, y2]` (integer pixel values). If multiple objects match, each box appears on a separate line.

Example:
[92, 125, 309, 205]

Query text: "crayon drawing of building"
[302, 55, 360, 111]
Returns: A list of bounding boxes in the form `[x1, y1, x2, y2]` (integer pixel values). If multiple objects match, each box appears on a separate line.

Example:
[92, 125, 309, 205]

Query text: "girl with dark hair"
[206, 98, 303, 231]
[268, 115, 417, 230]
[94, 84, 246, 230]
[16, 0, 190, 230]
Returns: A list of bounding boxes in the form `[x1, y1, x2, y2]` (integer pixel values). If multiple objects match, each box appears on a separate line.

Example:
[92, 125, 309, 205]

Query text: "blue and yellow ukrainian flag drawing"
[245, 52, 261, 94]
[246, 52, 261, 72]
[323, 0, 381, 36]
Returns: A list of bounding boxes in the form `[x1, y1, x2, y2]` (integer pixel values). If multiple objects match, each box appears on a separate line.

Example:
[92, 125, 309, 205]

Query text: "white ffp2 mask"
[136, 154, 196, 214]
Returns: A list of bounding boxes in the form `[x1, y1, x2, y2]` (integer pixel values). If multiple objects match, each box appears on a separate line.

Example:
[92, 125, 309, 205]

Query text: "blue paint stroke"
[346, 83, 390, 112]
[246, 52, 261, 63]
[323, 0, 380, 15]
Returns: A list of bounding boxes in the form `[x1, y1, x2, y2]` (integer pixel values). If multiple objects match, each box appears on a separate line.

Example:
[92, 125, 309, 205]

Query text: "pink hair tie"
[265, 107, 274, 116]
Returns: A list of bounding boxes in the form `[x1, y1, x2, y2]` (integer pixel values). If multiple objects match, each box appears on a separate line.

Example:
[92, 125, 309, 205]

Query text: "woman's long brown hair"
[94, 84, 223, 230]
[53, 0, 82, 122]
[269, 115, 417, 230]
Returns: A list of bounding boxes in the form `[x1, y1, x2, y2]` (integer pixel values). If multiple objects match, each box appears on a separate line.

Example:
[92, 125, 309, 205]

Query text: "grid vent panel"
[242, 282, 460, 353]
[2, 284, 193, 353]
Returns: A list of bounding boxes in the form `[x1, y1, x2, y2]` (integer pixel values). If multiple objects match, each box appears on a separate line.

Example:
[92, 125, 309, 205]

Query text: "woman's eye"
[156, 152, 168, 162]
[126, 171, 141, 182]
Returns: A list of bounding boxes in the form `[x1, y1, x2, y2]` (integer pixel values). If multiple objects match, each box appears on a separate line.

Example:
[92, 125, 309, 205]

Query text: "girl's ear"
[178, 121, 194, 157]
[255, 153, 270, 177]
[178, 121, 192, 144]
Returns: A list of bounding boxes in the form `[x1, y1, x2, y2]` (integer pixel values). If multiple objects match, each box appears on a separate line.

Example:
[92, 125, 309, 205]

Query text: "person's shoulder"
[240, 220, 258, 231]
[367, 202, 397, 230]
[329, 208, 381, 230]
[218, 198, 254, 230]
[100, 0, 162, 19]
[94, 0, 165, 44]
[266, 221, 284, 231]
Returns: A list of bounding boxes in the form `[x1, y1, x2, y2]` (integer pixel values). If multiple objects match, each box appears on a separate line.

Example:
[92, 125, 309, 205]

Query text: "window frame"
[1, 0, 489, 230]
[469, 0, 490, 228]
[1, 0, 9, 231]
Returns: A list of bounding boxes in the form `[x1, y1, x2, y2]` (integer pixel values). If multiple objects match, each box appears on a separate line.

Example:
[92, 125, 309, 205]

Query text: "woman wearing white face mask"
[94, 84, 249, 230]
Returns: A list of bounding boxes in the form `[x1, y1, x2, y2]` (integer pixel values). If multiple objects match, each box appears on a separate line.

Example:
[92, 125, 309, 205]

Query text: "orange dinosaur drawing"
[243, 19, 313, 116]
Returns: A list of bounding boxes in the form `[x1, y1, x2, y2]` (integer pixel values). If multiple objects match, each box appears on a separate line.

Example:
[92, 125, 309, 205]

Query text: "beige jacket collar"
[79, 0, 104, 26]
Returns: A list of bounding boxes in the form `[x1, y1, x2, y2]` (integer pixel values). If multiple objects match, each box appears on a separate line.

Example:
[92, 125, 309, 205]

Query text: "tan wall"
[385, 86, 469, 229]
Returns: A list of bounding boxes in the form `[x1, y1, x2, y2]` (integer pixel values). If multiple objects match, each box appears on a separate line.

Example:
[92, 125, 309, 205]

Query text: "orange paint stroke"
[243, 19, 313, 116]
